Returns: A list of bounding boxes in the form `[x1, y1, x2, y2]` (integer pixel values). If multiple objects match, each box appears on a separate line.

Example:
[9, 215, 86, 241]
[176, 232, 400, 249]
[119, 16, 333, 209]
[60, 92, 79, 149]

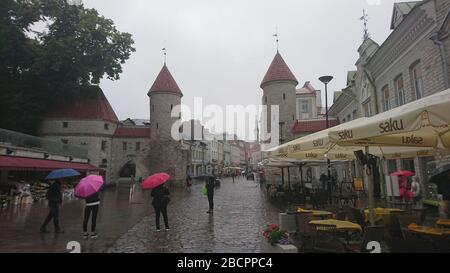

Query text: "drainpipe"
[431, 32, 450, 89]
[364, 69, 379, 115]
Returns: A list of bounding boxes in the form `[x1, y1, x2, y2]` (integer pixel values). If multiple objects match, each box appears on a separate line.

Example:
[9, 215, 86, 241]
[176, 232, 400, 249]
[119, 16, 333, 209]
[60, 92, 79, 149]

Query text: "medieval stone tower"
[261, 51, 298, 143]
[147, 63, 188, 187]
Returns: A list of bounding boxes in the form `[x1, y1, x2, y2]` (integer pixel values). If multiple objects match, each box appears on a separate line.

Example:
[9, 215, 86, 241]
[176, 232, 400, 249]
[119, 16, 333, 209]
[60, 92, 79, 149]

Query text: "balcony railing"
[0, 128, 88, 159]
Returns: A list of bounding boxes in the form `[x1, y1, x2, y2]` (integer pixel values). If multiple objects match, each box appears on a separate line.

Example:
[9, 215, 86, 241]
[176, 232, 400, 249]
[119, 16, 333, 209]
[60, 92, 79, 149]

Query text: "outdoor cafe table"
[309, 219, 362, 232]
[309, 219, 362, 246]
[408, 223, 450, 237]
[297, 208, 333, 219]
[364, 208, 405, 226]
[437, 219, 450, 228]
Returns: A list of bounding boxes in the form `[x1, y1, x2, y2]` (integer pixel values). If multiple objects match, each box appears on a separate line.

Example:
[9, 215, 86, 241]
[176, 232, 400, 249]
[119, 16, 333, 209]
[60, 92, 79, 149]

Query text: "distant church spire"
[273, 26, 279, 52]
[360, 9, 371, 41]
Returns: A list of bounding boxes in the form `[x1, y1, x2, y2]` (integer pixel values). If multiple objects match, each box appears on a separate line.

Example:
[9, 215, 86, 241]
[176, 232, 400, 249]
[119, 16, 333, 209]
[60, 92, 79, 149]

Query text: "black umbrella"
[429, 163, 450, 184]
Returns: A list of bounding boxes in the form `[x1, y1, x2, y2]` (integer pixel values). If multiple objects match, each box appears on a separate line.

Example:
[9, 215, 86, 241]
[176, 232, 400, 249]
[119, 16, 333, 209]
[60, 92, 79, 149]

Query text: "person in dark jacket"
[40, 180, 64, 233]
[206, 177, 215, 214]
[83, 192, 100, 239]
[319, 173, 328, 191]
[151, 184, 170, 231]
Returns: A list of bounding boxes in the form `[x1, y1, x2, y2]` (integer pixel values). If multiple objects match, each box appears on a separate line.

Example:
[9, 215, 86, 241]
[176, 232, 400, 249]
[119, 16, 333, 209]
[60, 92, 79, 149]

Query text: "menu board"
[354, 178, 364, 191]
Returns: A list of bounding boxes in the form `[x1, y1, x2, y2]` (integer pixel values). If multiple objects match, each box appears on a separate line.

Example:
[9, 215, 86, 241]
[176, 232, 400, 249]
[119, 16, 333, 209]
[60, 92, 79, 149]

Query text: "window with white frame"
[395, 75, 405, 106]
[410, 61, 424, 100]
[301, 100, 309, 113]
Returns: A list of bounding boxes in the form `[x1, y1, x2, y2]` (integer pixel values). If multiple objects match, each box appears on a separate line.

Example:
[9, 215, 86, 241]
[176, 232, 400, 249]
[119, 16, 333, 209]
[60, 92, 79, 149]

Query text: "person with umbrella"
[40, 169, 80, 233]
[391, 170, 415, 202]
[75, 175, 104, 239]
[40, 179, 64, 233]
[141, 173, 171, 231]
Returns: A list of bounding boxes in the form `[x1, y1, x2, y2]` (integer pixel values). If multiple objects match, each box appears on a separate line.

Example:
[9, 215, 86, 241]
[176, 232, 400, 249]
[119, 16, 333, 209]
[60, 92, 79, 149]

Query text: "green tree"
[0, 0, 135, 134]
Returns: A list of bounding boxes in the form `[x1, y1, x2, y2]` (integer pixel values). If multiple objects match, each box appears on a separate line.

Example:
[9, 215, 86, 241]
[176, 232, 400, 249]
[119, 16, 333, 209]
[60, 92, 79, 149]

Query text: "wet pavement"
[0, 182, 152, 253]
[0, 177, 281, 253]
[108, 177, 281, 253]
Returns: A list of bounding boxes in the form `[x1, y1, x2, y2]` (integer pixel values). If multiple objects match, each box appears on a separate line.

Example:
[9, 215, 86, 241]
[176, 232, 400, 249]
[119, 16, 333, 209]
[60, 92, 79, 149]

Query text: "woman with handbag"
[151, 184, 170, 231]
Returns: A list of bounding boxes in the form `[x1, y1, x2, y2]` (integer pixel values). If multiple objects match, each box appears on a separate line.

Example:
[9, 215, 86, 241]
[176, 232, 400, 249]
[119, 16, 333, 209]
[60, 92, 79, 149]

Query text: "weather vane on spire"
[273, 26, 279, 52]
[360, 9, 370, 41]
[162, 41, 167, 64]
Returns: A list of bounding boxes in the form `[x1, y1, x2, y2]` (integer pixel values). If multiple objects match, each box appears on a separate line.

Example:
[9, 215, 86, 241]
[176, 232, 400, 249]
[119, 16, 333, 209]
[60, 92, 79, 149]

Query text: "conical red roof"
[261, 52, 298, 88]
[46, 86, 119, 123]
[148, 64, 183, 96]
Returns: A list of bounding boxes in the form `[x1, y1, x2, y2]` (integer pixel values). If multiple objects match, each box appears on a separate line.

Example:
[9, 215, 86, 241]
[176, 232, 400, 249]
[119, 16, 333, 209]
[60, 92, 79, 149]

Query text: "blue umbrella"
[45, 169, 81, 180]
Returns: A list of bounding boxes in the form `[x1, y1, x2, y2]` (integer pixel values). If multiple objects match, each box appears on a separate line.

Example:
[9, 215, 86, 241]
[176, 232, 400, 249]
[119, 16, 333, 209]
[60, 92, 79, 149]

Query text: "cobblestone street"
[108, 177, 280, 253]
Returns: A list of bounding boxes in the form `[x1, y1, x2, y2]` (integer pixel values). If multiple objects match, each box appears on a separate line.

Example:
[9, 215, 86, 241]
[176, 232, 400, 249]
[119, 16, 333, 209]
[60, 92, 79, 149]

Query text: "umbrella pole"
[288, 167, 291, 191]
[365, 146, 376, 226]
[300, 165, 304, 193]
[281, 167, 285, 188]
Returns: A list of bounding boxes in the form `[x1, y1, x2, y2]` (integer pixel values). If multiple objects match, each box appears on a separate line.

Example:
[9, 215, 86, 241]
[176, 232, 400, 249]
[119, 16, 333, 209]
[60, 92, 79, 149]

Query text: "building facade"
[39, 86, 151, 184]
[329, 0, 450, 200]
[40, 63, 190, 186]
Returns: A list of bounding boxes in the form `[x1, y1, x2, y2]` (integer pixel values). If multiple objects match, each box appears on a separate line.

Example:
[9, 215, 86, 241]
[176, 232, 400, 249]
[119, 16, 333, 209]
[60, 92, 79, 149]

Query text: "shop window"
[62, 122, 68, 128]
[387, 160, 397, 174]
[104, 123, 109, 130]
[402, 158, 415, 172]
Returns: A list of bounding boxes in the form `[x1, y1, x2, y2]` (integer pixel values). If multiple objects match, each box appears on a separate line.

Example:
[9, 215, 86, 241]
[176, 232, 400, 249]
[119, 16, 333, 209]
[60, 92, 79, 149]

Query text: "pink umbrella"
[141, 173, 170, 190]
[390, 170, 415, 177]
[75, 175, 104, 198]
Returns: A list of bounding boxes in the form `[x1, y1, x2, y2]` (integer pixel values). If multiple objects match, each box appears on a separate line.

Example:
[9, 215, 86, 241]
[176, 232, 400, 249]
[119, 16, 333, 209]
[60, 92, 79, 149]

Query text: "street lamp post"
[279, 121, 285, 145]
[279, 121, 285, 188]
[319, 75, 333, 204]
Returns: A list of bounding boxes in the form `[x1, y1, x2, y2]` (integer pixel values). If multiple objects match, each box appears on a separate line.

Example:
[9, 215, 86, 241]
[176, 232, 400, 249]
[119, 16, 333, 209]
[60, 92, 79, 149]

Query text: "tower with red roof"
[260, 51, 298, 143]
[146, 63, 188, 186]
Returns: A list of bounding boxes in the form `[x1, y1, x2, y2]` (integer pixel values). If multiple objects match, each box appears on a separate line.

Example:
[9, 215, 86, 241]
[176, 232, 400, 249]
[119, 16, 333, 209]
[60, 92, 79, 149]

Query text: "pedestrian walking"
[186, 175, 192, 191]
[83, 192, 100, 239]
[206, 176, 215, 214]
[40, 180, 64, 233]
[411, 176, 421, 205]
[232, 172, 235, 183]
[151, 184, 170, 231]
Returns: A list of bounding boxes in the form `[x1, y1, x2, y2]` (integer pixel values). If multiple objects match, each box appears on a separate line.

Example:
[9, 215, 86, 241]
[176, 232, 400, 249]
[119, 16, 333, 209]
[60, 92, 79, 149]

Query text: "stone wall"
[262, 80, 297, 143]
[145, 139, 188, 187]
[110, 137, 151, 183]
[40, 119, 118, 136]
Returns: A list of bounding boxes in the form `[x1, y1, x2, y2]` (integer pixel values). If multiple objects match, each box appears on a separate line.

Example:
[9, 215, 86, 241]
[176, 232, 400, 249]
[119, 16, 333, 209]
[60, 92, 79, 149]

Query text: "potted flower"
[263, 224, 289, 246]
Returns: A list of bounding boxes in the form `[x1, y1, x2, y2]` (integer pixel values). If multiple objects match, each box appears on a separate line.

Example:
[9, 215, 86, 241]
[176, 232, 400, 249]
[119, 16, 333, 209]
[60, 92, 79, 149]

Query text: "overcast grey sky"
[83, 0, 399, 138]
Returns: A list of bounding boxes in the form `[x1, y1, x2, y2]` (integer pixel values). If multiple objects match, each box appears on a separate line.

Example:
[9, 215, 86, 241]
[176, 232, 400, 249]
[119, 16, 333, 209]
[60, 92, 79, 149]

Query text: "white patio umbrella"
[328, 88, 450, 225]
[328, 88, 450, 149]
